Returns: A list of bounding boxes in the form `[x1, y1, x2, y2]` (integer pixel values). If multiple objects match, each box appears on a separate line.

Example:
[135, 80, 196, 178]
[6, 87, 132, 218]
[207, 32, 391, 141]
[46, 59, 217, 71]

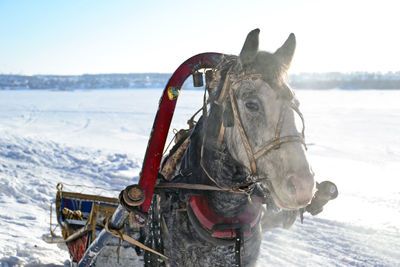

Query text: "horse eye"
[245, 102, 259, 111]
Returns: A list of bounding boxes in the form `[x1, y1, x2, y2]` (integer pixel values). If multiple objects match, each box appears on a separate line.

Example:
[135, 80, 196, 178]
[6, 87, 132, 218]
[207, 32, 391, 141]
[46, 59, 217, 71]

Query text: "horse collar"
[188, 195, 262, 239]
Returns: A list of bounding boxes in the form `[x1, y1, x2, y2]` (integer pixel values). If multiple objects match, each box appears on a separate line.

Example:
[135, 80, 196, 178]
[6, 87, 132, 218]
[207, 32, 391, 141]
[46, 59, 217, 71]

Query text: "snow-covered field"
[0, 88, 399, 266]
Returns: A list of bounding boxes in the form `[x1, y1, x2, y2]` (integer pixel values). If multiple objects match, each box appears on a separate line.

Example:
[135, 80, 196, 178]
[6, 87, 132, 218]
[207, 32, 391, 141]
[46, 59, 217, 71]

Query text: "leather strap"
[104, 216, 168, 260]
[254, 136, 305, 160]
[229, 84, 258, 176]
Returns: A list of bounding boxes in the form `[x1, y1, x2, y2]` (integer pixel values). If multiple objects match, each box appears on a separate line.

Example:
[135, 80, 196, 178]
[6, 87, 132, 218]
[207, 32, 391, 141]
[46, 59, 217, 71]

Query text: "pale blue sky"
[1, 0, 399, 74]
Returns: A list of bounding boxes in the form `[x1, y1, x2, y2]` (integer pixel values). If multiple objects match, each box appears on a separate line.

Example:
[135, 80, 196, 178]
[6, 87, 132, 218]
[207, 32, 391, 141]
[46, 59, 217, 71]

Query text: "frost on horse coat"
[145, 29, 314, 267]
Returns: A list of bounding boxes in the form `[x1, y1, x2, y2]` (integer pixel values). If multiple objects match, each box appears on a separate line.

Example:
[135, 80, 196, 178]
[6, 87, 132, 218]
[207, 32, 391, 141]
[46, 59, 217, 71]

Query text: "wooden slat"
[60, 191, 119, 204]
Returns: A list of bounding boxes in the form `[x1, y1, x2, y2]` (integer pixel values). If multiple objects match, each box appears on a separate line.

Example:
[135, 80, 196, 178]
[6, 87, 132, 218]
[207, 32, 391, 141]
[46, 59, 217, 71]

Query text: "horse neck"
[199, 118, 250, 218]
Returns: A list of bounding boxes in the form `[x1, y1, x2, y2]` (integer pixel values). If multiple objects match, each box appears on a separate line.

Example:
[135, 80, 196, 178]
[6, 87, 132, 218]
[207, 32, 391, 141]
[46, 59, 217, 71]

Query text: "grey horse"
[144, 29, 315, 267]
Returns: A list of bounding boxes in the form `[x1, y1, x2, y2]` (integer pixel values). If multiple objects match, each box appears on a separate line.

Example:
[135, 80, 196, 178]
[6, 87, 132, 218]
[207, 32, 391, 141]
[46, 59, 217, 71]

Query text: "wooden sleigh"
[45, 184, 119, 263]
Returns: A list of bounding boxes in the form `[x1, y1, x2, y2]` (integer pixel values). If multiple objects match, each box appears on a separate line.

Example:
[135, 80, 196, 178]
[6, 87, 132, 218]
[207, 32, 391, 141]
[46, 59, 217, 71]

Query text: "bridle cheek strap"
[225, 74, 307, 178]
[228, 83, 258, 176]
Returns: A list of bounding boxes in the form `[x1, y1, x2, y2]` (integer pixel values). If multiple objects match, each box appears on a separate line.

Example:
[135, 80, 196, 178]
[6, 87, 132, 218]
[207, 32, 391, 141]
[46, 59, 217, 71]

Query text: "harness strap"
[104, 216, 168, 260]
[275, 104, 287, 140]
[229, 83, 258, 176]
[288, 101, 307, 148]
[254, 135, 306, 160]
[156, 182, 258, 194]
[217, 123, 226, 148]
[234, 228, 244, 267]
[215, 67, 233, 105]
[157, 182, 235, 192]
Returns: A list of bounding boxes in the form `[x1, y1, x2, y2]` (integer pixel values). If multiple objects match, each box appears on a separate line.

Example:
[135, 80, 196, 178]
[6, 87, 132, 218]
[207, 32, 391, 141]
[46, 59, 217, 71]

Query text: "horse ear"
[274, 33, 296, 69]
[239, 28, 260, 65]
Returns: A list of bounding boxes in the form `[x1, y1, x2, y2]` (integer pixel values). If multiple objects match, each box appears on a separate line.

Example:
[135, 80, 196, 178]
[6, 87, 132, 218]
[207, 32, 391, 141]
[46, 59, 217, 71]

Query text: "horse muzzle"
[269, 171, 315, 210]
[285, 172, 315, 207]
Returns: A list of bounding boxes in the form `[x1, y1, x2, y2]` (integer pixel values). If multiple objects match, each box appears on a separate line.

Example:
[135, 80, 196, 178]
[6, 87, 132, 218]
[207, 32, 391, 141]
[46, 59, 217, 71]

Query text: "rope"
[103, 216, 168, 261]
[162, 131, 178, 155]
[187, 107, 203, 128]
[57, 182, 121, 192]
[49, 203, 59, 237]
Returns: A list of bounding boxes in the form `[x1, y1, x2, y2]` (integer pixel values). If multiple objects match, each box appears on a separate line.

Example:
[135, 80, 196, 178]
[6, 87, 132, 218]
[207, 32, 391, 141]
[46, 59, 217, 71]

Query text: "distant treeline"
[0, 73, 171, 90]
[1, 72, 400, 90]
[290, 72, 400, 89]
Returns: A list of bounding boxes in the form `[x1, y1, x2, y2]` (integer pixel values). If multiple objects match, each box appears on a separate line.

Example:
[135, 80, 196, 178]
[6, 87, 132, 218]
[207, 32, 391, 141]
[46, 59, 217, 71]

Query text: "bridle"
[158, 66, 308, 195]
[206, 67, 307, 180]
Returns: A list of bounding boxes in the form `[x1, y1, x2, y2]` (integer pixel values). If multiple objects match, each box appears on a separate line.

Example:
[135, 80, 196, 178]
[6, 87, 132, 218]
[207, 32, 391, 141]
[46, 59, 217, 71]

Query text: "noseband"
[211, 69, 307, 178]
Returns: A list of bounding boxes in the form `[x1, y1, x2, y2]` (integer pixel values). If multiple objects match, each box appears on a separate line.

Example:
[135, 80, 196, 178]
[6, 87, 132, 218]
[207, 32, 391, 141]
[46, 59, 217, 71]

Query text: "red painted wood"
[67, 234, 88, 263]
[138, 53, 224, 212]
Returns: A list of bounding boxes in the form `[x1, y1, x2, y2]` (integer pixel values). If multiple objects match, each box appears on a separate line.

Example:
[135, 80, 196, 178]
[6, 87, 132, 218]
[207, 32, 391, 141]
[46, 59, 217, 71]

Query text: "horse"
[144, 29, 315, 267]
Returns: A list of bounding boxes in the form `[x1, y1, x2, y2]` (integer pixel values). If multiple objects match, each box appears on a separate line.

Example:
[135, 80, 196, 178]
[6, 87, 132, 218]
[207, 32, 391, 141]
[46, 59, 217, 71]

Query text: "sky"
[0, 0, 399, 75]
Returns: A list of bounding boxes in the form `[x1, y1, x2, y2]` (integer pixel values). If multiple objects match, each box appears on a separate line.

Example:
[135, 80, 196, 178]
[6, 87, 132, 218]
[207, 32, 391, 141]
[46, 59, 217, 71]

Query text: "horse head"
[210, 29, 314, 211]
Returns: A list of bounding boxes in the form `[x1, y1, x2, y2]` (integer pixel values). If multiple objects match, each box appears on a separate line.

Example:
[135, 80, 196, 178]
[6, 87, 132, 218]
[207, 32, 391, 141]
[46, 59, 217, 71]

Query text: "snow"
[0, 88, 399, 266]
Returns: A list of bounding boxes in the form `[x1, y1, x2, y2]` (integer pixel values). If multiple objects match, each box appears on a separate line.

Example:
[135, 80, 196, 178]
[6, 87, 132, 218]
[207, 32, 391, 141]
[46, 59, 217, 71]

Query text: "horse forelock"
[213, 52, 295, 103]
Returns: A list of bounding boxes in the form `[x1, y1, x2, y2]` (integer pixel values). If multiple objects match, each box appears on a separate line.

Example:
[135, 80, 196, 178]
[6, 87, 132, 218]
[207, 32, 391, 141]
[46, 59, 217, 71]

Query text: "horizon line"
[2, 70, 400, 76]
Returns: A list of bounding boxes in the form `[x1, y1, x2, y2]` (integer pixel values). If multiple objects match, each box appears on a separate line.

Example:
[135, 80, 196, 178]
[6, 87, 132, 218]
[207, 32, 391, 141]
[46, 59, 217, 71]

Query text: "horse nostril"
[286, 177, 297, 196]
[286, 173, 315, 206]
